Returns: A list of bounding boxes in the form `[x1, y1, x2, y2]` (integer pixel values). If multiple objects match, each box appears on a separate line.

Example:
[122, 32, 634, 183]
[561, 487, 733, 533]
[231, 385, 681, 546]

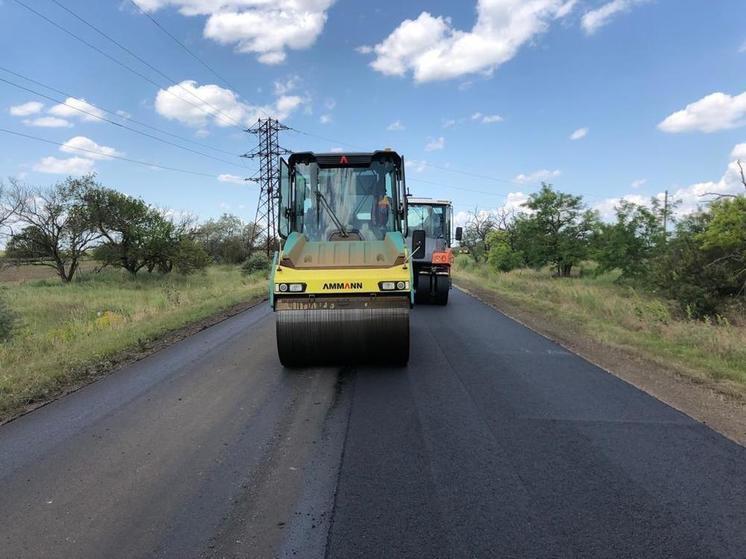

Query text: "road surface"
[1, 289, 745, 558]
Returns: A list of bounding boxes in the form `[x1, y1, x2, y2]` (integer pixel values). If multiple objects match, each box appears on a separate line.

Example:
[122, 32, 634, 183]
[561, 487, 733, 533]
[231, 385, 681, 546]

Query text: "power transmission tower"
[243, 118, 290, 256]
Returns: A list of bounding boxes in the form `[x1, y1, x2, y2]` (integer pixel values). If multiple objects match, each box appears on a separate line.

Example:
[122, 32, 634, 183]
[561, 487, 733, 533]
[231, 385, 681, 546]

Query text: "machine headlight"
[379, 281, 409, 291]
[288, 283, 306, 292]
[278, 283, 288, 292]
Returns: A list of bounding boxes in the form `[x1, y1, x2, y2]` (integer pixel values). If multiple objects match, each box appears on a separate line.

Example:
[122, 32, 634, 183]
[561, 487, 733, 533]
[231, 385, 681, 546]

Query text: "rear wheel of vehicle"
[415, 274, 431, 304]
[433, 276, 449, 305]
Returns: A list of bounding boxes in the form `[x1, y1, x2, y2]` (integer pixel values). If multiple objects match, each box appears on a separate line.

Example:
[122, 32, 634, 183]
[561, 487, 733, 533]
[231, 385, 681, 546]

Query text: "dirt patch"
[455, 279, 746, 446]
[2, 296, 267, 426]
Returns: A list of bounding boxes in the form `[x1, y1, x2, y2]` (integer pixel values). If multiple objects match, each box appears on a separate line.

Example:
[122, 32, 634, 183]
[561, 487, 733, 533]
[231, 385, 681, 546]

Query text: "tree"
[194, 214, 262, 264]
[486, 229, 523, 272]
[84, 187, 168, 274]
[462, 207, 497, 262]
[514, 183, 598, 277]
[0, 181, 22, 239]
[7, 176, 99, 282]
[594, 199, 665, 279]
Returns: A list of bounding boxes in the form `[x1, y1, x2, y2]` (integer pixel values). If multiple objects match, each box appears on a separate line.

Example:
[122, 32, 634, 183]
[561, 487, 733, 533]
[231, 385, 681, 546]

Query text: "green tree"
[461, 208, 496, 262]
[486, 229, 523, 272]
[514, 183, 599, 277]
[594, 199, 665, 279]
[7, 176, 99, 282]
[194, 214, 261, 264]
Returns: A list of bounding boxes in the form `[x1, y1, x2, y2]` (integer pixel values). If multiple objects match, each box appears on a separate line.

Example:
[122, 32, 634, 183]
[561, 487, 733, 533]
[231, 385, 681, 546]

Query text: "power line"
[11, 0, 244, 131]
[47, 0, 246, 129]
[0, 76, 248, 169]
[0, 127, 239, 179]
[126, 0, 236, 92]
[0, 65, 243, 157]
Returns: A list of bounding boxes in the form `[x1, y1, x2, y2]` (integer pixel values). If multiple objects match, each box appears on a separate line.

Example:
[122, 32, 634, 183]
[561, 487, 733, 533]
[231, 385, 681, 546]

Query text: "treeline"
[0, 175, 267, 283]
[461, 180, 745, 318]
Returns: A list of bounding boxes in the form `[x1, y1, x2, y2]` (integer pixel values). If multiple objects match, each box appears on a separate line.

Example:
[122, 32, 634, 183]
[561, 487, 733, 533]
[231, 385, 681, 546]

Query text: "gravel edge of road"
[1, 296, 268, 427]
[454, 281, 746, 447]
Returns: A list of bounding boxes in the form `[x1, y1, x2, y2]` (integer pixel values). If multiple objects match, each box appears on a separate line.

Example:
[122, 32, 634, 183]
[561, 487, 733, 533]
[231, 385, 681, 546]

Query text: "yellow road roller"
[270, 150, 412, 367]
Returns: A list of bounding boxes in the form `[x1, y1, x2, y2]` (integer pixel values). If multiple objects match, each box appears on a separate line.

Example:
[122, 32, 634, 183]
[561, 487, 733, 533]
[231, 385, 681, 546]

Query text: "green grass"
[0, 266, 266, 420]
[453, 256, 746, 388]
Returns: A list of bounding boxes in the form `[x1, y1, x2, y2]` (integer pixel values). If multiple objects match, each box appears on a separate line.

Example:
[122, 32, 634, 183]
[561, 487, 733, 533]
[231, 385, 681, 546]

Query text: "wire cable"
[0, 127, 243, 179]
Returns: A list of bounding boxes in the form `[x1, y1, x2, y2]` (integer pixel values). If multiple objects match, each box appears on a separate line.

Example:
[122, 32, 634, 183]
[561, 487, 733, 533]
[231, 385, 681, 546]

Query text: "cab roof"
[288, 150, 402, 168]
[407, 197, 453, 206]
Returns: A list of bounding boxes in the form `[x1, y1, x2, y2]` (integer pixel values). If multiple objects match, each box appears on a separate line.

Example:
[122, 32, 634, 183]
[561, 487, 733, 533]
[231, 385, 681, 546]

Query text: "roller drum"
[275, 296, 410, 367]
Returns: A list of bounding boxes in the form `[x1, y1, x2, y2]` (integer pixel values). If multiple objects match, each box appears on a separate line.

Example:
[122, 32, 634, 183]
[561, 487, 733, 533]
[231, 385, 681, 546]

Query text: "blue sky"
[1, 0, 745, 224]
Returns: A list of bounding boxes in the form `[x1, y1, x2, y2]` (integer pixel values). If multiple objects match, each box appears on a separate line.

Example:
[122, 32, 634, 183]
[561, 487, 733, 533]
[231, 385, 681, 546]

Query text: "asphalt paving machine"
[406, 198, 462, 305]
[271, 150, 412, 367]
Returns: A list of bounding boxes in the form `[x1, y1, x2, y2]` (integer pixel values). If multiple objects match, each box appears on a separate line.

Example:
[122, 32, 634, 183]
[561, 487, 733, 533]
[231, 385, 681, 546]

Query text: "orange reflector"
[431, 250, 453, 265]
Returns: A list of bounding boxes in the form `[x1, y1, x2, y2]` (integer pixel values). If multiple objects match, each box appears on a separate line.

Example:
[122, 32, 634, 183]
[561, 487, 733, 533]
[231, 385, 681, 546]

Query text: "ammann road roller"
[270, 150, 412, 367]
[406, 197, 462, 305]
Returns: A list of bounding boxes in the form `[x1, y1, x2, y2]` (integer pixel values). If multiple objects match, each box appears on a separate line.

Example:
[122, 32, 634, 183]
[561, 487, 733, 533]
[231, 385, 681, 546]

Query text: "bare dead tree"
[0, 180, 23, 239]
[702, 159, 746, 199]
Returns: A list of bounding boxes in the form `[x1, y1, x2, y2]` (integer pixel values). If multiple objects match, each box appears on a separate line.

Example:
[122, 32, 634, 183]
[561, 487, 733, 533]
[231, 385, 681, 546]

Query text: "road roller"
[270, 150, 412, 367]
[406, 198, 462, 305]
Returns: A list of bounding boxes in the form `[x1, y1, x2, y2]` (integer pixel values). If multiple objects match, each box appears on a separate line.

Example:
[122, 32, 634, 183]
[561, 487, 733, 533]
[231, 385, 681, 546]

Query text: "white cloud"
[22, 116, 72, 128]
[49, 97, 105, 122]
[320, 114, 332, 124]
[442, 118, 457, 128]
[154, 80, 304, 127]
[658, 91, 746, 133]
[329, 147, 344, 153]
[135, 1, 334, 65]
[218, 173, 244, 184]
[731, 143, 746, 160]
[387, 120, 405, 131]
[9, 101, 44, 116]
[514, 169, 561, 184]
[569, 127, 588, 140]
[195, 128, 210, 138]
[581, 0, 648, 35]
[365, 0, 578, 83]
[425, 136, 445, 151]
[273, 75, 300, 96]
[631, 178, 647, 189]
[740, 40, 746, 53]
[481, 114, 504, 124]
[408, 159, 427, 173]
[595, 144, 746, 219]
[60, 136, 122, 160]
[453, 192, 531, 227]
[324, 98, 336, 111]
[33, 156, 95, 175]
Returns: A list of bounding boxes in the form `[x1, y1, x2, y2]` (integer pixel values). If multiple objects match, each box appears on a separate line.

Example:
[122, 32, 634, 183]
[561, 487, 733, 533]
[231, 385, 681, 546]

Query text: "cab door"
[278, 157, 291, 238]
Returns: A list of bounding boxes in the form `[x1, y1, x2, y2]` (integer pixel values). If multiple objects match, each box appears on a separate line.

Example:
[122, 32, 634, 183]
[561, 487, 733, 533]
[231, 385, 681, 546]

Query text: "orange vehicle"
[406, 197, 462, 305]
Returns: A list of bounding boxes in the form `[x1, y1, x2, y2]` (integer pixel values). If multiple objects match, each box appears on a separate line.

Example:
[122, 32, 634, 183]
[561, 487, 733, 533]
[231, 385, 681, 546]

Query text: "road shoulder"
[455, 279, 746, 446]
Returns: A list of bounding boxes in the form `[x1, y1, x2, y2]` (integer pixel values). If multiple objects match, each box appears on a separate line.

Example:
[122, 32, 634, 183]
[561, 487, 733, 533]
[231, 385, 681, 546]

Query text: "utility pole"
[243, 118, 290, 256]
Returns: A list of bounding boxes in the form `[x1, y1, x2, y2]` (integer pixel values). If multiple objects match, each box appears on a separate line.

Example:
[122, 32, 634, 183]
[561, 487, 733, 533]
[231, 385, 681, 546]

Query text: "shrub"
[242, 252, 271, 276]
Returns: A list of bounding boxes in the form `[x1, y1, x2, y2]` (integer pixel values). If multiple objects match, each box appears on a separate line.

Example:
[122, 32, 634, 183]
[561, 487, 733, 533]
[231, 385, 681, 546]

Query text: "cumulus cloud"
[594, 144, 746, 219]
[387, 120, 405, 131]
[155, 80, 304, 127]
[732, 143, 746, 159]
[658, 91, 746, 133]
[364, 0, 577, 82]
[569, 127, 588, 140]
[631, 178, 647, 189]
[218, 173, 244, 184]
[33, 156, 95, 175]
[471, 112, 503, 124]
[9, 101, 44, 116]
[60, 136, 122, 160]
[514, 169, 561, 184]
[425, 136, 445, 151]
[22, 116, 72, 128]
[48, 97, 105, 122]
[273, 75, 300, 96]
[133, 0, 334, 65]
[408, 159, 428, 173]
[319, 114, 332, 124]
[581, 0, 648, 35]
[453, 191, 531, 227]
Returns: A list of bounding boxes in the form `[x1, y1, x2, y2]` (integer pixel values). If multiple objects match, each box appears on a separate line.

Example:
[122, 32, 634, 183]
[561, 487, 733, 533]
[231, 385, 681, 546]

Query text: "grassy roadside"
[0, 266, 266, 421]
[453, 257, 746, 392]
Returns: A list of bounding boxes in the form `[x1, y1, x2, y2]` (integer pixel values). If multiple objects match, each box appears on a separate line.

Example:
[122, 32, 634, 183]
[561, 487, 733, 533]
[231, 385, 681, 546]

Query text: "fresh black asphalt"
[1, 289, 744, 558]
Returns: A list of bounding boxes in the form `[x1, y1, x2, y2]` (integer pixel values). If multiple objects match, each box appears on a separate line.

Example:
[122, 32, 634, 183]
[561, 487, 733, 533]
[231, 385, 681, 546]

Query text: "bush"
[242, 252, 271, 276]
[0, 288, 17, 342]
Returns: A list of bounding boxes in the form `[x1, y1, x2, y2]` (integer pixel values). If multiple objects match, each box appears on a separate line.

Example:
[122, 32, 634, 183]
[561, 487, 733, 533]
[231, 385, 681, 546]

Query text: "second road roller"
[270, 149, 412, 367]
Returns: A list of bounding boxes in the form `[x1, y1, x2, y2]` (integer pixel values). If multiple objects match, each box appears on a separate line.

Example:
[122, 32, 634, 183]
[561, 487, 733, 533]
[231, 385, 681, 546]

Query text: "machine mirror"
[411, 229, 426, 259]
[455, 226, 463, 241]
[278, 158, 290, 239]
